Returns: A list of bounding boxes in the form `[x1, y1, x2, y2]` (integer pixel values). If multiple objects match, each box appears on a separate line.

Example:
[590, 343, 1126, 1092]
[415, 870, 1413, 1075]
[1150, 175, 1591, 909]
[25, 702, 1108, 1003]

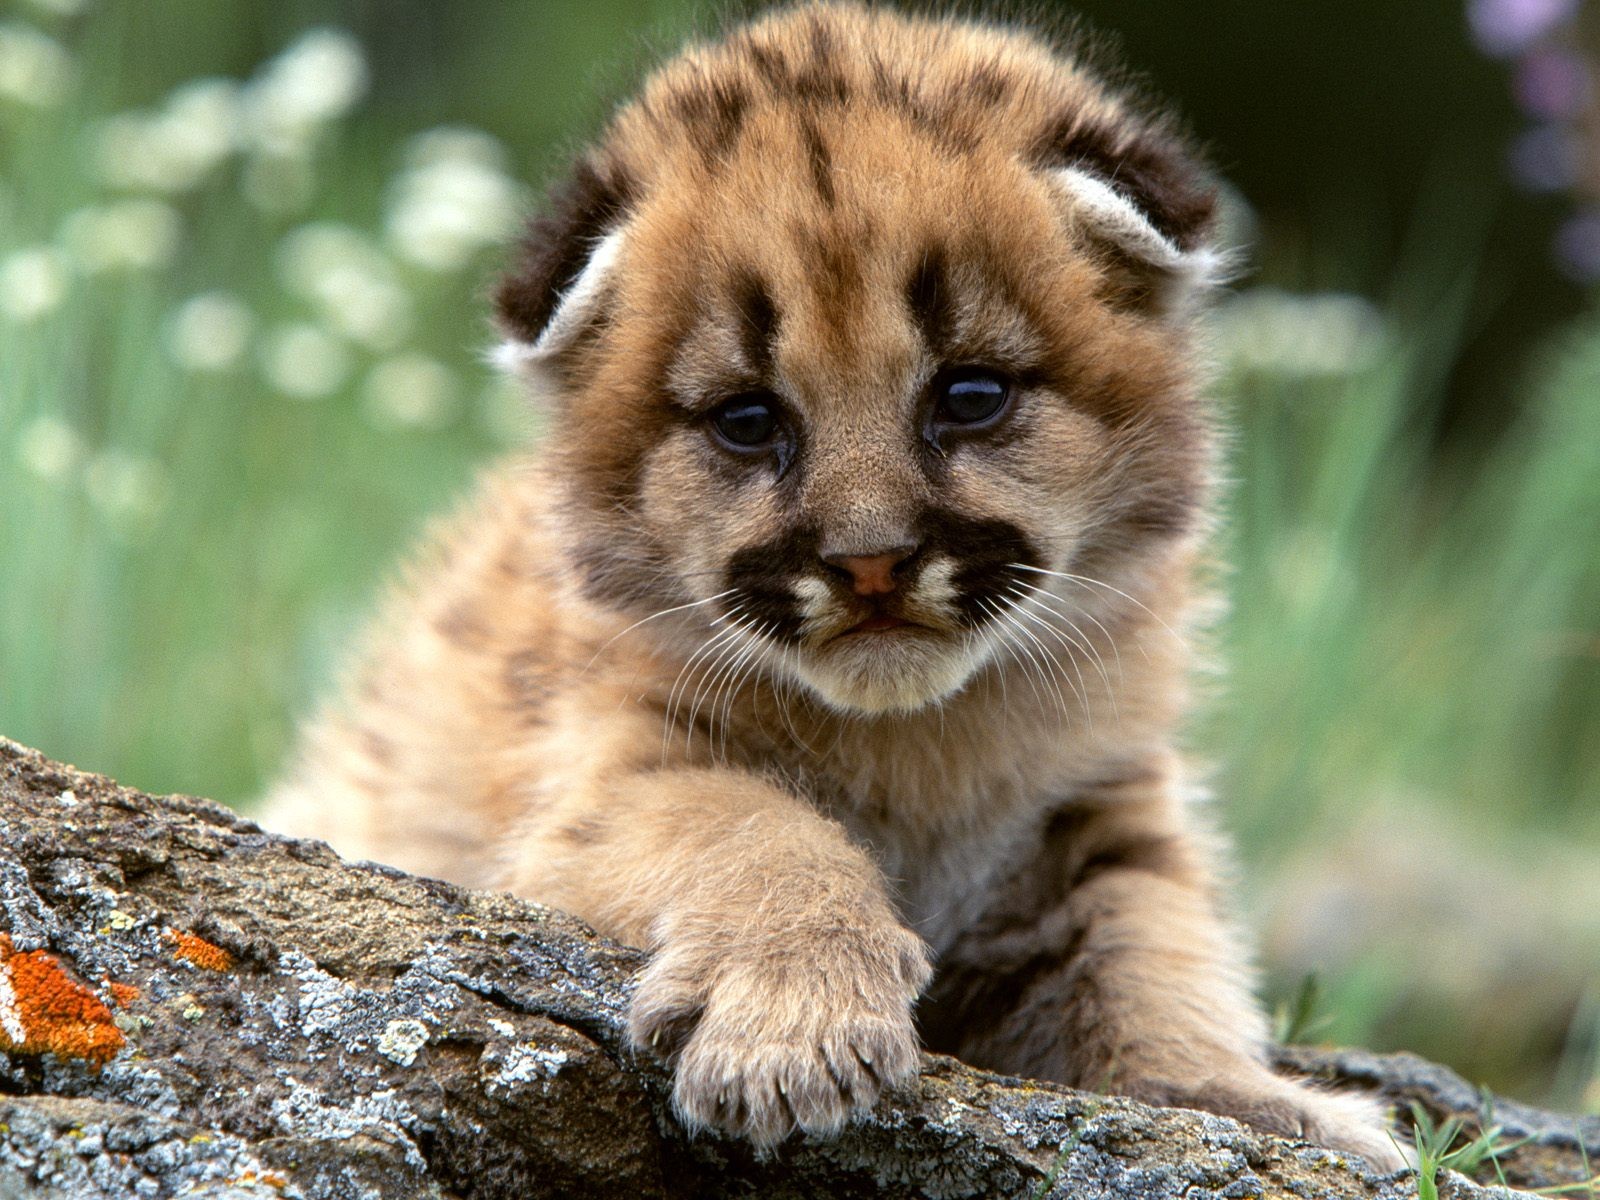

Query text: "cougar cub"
[267, 1, 1399, 1167]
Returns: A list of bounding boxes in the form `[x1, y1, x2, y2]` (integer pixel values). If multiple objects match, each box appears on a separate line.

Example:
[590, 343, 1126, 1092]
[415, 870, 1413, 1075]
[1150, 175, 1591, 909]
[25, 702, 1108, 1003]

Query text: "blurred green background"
[2, 0, 1596, 1115]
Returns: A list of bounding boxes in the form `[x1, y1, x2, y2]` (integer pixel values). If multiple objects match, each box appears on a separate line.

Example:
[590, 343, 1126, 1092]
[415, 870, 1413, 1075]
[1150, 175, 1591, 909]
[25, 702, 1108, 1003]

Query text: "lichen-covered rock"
[1, 736, 1595, 1199]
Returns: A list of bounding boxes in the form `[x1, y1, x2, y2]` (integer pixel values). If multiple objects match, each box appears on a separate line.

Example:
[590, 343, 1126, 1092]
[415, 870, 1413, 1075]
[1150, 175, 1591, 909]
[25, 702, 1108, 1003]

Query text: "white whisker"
[1026, 579, 1125, 684]
[995, 597, 1074, 725]
[1003, 585, 1093, 726]
[685, 616, 763, 758]
[712, 621, 772, 763]
[1011, 563, 1181, 644]
[1004, 581, 1119, 721]
[582, 587, 739, 676]
[978, 597, 1056, 722]
[662, 618, 745, 764]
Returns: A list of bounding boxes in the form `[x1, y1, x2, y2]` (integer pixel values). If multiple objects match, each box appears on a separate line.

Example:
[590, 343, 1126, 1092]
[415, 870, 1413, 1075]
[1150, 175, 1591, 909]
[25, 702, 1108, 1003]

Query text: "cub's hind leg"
[918, 767, 1403, 1171]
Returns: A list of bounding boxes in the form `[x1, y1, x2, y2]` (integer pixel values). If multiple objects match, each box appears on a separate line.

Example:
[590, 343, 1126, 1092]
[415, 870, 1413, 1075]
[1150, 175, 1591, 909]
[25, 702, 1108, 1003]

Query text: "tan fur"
[266, 3, 1400, 1166]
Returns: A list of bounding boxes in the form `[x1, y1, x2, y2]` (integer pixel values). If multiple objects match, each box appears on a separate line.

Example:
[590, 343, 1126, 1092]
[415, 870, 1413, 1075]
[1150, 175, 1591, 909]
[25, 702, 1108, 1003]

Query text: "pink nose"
[822, 545, 917, 596]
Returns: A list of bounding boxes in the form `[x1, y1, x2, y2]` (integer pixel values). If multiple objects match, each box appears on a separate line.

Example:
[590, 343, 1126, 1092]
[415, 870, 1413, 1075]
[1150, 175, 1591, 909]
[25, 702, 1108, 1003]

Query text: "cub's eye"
[709, 395, 781, 450]
[933, 368, 1010, 427]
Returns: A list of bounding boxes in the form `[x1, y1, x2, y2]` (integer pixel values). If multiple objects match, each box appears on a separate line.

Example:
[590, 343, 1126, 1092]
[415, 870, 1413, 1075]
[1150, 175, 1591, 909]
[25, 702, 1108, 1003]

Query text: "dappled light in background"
[0, 0, 1595, 1117]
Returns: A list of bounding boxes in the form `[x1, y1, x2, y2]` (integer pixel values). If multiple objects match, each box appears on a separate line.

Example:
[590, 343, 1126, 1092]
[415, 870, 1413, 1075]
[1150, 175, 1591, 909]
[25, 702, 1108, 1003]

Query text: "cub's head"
[496, 2, 1223, 715]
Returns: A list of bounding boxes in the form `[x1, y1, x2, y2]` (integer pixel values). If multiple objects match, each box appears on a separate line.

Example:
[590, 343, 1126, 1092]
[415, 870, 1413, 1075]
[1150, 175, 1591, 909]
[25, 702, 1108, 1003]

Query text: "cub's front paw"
[627, 923, 932, 1148]
[1152, 1067, 1405, 1172]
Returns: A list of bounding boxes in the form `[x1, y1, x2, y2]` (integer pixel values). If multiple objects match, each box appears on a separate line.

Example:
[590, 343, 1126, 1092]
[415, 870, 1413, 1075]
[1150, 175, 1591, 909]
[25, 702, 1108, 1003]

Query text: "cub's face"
[495, 5, 1220, 715]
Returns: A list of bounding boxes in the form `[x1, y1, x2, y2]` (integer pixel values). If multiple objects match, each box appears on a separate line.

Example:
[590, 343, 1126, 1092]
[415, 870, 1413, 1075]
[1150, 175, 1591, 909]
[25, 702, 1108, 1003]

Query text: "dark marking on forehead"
[868, 52, 905, 107]
[905, 246, 955, 357]
[797, 224, 865, 312]
[799, 117, 837, 209]
[737, 20, 850, 107]
[731, 269, 779, 377]
[744, 38, 790, 90]
[793, 15, 851, 105]
[806, 13, 837, 67]
[864, 53, 978, 156]
[1034, 116, 1218, 250]
[672, 78, 751, 162]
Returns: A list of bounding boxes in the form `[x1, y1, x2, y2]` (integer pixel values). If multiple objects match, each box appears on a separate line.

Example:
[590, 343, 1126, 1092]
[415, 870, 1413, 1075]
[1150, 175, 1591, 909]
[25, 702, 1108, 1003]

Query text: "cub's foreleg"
[920, 770, 1402, 1170]
[499, 763, 931, 1147]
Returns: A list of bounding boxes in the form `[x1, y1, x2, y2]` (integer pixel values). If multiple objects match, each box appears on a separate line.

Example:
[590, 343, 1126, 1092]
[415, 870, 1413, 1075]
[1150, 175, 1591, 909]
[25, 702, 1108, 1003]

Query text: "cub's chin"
[793, 626, 984, 715]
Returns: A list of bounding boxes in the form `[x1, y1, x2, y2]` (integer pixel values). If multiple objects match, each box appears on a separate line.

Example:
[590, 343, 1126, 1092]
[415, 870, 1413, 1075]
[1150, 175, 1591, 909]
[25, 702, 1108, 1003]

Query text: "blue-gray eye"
[934, 369, 1010, 426]
[710, 396, 780, 449]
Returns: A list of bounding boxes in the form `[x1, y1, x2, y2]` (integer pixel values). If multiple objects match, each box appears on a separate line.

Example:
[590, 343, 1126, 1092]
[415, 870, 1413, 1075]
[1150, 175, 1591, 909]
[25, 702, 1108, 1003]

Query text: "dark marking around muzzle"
[722, 527, 822, 644]
[722, 510, 1041, 642]
[917, 507, 1042, 627]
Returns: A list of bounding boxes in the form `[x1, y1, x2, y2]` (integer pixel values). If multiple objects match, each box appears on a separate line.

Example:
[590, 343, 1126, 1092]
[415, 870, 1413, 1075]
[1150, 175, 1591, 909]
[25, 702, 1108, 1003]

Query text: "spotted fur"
[267, 2, 1398, 1166]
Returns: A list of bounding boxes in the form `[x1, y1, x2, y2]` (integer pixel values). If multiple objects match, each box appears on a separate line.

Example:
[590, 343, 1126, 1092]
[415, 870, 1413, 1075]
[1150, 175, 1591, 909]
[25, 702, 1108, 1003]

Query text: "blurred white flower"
[362, 354, 459, 429]
[166, 292, 254, 372]
[277, 223, 412, 349]
[386, 126, 524, 271]
[20, 0, 88, 15]
[84, 449, 171, 531]
[260, 322, 353, 399]
[1212, 288, 1391, 377]
[0, 22, 72, 108]
[409, 127, 508, 172]
[92, 79, 243, 193]
[0, 246, 69, 322]
[244, 28, 367, 155]
[15, 415, 83, 481]
[59, 199, 182, 272]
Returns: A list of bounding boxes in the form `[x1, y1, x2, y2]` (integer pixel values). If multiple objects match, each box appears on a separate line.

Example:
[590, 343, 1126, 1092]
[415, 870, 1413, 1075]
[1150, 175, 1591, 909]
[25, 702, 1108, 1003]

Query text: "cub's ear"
[1035, 113, 1228, 316]
[493, 155, 633, 373]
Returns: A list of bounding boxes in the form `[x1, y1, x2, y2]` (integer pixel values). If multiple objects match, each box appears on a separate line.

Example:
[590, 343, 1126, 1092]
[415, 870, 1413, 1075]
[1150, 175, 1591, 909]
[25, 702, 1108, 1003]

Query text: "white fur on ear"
[492, 228, 626, 373]
[1049, 168, 1229, 307]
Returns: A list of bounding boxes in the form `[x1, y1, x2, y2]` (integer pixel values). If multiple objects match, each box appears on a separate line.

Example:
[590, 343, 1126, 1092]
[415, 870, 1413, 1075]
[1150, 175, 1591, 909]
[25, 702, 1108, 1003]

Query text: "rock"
[1, 736, 1595, 1200]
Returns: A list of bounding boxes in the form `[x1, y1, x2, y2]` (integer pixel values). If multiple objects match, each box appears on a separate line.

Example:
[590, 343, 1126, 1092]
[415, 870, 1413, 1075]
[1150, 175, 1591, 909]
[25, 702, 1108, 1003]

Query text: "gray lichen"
[0, 1095, 288, 1200]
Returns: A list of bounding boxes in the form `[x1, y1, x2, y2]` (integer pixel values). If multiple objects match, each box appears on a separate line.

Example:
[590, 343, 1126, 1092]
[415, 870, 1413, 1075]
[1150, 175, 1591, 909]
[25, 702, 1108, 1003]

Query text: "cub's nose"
[821, 543, 919, 596]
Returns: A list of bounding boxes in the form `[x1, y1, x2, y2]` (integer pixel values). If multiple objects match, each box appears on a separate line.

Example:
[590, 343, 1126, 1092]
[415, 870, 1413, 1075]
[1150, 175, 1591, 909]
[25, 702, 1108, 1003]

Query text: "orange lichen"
[232, 1172, 290, 1190]
[164, 929, 235, 972]
[107, 981, 141, 1008]
[0, 934, 125, 1069]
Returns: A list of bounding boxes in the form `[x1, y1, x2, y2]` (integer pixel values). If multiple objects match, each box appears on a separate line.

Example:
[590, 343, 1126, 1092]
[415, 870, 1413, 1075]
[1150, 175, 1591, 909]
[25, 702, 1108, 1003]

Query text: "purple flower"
[1508, 124, 1584, 191]
[1469, 0, 1580, 57]
[1554, 207, 1600, 281]
[1514, 46, 1593, 118]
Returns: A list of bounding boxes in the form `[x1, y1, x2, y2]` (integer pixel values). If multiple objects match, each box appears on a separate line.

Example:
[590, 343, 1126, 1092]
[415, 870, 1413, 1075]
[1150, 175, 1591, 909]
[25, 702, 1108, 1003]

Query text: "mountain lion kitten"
[267, 1, 1400, 1167]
